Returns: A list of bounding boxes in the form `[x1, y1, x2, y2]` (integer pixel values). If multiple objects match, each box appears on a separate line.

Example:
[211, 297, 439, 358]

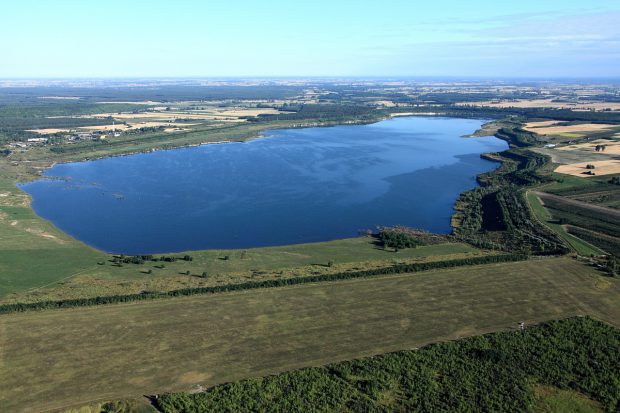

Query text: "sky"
[1, 0, 619, 78]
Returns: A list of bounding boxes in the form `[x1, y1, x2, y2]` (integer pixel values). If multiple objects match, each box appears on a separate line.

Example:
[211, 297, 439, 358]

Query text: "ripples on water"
[21, 117, 508, 254]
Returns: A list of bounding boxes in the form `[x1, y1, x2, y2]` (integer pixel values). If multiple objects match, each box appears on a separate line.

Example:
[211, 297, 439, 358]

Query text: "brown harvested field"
[1, 257, 619, 412]
[456, 99, 620, 111]
[26, 128, 72, 134]
[77, 124, 132, 131]
[90, 107, 286, 121]
[217, 108, 287, 117]
[523, 122, 618, 135]
[555, 160, 620, 177]
[557, 139, 620, 155]
[129, 121, 197, 129]
[532, 146, 610, 166]
[91, 112, 217, 120]
[27, 124, 132, 134]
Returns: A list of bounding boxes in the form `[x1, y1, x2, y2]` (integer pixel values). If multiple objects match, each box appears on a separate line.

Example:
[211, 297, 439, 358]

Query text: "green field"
[530, 190, 620, 257]
[534, 385, 604, 413]
[526, 191, 603, 256]
[1, 257, 618, 412]
[544, 173, 620, 209]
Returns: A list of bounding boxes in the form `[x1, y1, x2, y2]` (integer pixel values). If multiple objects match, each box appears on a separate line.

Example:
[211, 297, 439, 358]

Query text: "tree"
[606, 256, 618, 276]
[379, 227, 425, 251]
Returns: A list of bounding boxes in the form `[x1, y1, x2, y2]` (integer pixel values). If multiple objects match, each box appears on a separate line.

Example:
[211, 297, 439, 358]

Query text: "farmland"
[1, 80, 620, 411]
[543, 173, 620, 209]
[1, 257, 619, 412]
[526, 191, 604, 257]
[531, 191, 620, 257]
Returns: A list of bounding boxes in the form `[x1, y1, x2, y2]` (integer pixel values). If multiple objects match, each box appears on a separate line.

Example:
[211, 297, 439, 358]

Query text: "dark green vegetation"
[248, 103, 378, 123]
[526, 191, 604, 257]
[156, 317, 618, 413]
[545, 174, 620, 210]
[398, 104, 620, 123]
[0, 102, 146, 144]
[534, 191, 620, 258]
[0, 253, 525, 314]
[377, 227, 430, 251]
[452, 124, 567, 255]
[2, 257, 619, 413]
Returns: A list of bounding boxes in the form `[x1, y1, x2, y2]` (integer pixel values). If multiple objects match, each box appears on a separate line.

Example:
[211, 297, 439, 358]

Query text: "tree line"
[0, 254, 526, 314]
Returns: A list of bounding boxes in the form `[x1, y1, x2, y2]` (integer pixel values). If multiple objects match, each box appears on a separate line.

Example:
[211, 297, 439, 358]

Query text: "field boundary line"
[0, 254, 528, 314]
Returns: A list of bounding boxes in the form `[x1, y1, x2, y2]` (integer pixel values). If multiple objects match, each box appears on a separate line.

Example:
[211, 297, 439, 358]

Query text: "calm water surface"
[21, 117, 508, 254]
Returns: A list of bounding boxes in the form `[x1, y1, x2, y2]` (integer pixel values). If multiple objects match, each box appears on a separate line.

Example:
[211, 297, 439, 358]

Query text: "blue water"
[20, 117, 508, 254]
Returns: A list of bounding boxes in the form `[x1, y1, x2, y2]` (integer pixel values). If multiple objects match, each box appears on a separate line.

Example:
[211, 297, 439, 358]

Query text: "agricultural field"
[544, 173, 620, 209]
[1, 257, 619, 412]
[530, 191, 620, 257]
[457, 98, 620, 111]
[521, 118, 620, 180]
[1, 233, 485, 304]
[523, 121, 620, 136]
[526, 191, 603, 257]
[555, 160, 620, 178]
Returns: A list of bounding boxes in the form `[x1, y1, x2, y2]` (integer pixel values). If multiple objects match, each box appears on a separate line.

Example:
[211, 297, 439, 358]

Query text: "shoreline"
[7, 115, 503, 257]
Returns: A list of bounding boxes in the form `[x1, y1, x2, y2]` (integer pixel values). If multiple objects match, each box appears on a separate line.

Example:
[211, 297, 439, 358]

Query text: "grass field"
[1, 257, 618, 412]
[534, 385, 603, 413]
[526, 191, 603, 256]
[2, 239, 483, 304]
[543, 173, 620, 209]
[0, 176, 107, 296]
[531, 191, 620, 257]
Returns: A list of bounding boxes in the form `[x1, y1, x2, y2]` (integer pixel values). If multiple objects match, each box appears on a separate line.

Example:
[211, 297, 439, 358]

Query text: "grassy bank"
[0, 253, 523, 313]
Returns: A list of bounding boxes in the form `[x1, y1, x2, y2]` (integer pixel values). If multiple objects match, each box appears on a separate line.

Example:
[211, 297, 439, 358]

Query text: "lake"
[20, 117, 508, 254]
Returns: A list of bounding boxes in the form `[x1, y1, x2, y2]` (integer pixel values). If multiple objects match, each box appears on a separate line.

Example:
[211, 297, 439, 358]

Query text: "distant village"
[9, 125, 123, 150]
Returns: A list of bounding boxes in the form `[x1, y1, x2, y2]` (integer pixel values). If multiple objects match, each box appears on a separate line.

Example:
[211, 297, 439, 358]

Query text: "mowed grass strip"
[1, 257, 619, 412]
